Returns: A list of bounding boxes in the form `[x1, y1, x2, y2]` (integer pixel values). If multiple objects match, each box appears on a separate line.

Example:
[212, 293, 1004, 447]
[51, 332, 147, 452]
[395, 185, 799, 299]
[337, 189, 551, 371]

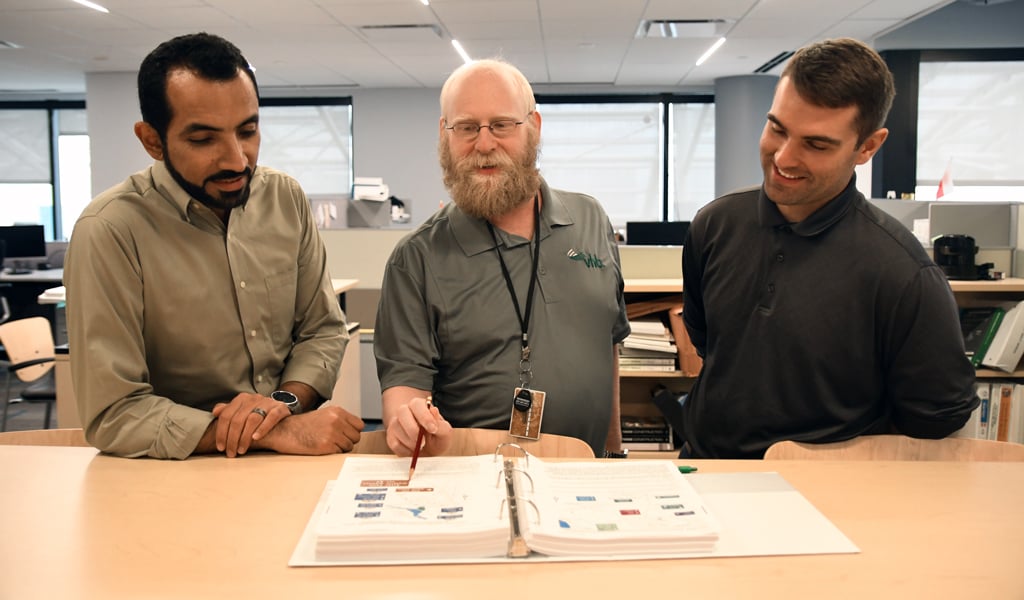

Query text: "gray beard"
[439, 136, 541, 221]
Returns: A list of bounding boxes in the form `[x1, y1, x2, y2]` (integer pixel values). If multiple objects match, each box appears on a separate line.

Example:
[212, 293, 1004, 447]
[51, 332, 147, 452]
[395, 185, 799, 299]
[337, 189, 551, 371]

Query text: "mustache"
[459, 152, 514, 171]
[205, 167, 252, 184]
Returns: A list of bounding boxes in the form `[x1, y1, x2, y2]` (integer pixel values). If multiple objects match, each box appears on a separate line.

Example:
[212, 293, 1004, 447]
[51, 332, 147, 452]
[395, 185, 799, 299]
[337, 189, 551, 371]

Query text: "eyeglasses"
[443, 114, 531, 141]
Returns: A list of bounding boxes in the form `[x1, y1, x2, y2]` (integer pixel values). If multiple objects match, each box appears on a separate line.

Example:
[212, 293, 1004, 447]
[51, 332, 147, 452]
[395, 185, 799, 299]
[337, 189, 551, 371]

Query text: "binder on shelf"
[980, 300, 1024, 373]
[960, 306, 1005, 368]
[303, 447, 719, 563]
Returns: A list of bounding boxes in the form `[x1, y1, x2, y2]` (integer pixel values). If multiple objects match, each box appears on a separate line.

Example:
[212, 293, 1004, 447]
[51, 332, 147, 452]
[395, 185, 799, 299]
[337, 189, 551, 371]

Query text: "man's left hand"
[212, 392, 289, 457]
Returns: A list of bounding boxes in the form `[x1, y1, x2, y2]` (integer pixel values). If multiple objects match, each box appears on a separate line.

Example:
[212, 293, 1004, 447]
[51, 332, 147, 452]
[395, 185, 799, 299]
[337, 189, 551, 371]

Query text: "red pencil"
[408, 397, 432, 482]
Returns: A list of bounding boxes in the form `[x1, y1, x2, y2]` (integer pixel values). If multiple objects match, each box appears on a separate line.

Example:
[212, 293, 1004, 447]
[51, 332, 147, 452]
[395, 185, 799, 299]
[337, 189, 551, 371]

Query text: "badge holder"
[510, 386, 545, 441]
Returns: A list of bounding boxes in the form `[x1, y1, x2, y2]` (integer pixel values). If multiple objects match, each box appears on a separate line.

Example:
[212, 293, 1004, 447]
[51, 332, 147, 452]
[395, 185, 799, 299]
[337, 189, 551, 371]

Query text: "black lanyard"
[486, 195, 541, 367]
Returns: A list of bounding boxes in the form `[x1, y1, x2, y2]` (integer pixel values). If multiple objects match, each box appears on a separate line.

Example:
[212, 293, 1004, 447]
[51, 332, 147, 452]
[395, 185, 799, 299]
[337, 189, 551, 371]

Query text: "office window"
[57, 109, 92, 240]
[916, 60, 1024, 201]
[536, 102, 663, 228]
[0, 104, 88, 240]
[670, 103, 715, 221]
[0, 109, 53, 229]
[258, 102, 353, 195]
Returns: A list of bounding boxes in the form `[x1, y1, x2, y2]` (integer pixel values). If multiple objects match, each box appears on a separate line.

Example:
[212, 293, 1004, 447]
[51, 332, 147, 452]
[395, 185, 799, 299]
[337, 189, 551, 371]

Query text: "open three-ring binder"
[304, 444, 721, 564]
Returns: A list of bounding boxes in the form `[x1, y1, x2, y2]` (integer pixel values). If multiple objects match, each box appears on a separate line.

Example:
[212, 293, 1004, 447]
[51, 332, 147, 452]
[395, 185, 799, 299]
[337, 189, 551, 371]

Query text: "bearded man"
[374, 58, 630, 457]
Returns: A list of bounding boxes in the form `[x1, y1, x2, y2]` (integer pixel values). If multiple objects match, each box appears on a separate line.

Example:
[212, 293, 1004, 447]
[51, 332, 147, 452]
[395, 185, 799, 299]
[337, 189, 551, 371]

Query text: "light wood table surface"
[1, 447, 1021, 599]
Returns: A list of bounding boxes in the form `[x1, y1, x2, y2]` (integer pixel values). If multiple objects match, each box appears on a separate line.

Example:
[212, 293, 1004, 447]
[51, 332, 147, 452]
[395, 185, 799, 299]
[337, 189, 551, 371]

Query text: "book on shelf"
[305, 453, 719, 563]
[957, 381, 1024, 443]
[621, 416, 674, 451]
[621, 337, 677, 353]
[628, 317, 672, 339]
[960, 306, 1006, 367]
[621, 345, 677, 359]
[620, 364, 678, 373]
[621, 441, 676, 451]
[620, 355, 677, 365]
[619, 348, 678, 371]
[980, 300, 1024, 373]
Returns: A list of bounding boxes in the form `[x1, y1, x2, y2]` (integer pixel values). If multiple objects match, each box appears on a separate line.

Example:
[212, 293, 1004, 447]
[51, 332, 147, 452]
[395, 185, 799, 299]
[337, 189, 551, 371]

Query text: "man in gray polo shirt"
[374, 58, 630, 457]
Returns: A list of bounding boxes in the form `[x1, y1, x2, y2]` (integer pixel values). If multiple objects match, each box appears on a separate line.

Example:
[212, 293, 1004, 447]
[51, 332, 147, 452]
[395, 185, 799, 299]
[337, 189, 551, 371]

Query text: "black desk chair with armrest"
[0, 316, 56, 431]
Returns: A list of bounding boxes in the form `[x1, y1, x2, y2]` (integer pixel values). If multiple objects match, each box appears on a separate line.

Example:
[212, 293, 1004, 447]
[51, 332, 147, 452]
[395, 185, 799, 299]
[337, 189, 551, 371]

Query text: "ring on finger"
[251, 407, 268, 418]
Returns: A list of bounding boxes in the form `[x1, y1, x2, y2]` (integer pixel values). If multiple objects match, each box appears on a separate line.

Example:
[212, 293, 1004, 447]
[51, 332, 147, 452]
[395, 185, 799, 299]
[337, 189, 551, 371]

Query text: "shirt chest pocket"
[264, 269, 298, 339]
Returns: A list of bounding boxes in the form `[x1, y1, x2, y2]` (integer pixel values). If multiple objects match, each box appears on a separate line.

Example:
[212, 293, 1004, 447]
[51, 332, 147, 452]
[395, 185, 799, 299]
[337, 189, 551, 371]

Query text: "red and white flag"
[936, 159, 954, 199]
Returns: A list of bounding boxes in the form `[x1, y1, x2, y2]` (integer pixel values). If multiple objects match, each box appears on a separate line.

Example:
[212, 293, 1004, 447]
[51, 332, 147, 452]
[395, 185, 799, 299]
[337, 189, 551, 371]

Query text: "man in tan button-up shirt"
[65, 33, 363, 459]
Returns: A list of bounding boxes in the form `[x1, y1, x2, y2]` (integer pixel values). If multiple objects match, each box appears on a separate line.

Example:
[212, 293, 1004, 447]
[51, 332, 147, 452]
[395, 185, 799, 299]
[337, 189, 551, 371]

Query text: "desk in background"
[331, 278, 358, 312]
[1, 267, 64, 343]
[53, 278, 364, 428]
[0, 449, 1021, 599]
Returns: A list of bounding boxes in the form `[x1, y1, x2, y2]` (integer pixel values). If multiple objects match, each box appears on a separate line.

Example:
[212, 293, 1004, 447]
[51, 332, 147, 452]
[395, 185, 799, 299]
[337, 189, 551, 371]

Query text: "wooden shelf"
[621, 370, 685, 378]
[949, 278, 1024, 293]
[976, 368, 1024, 378]
[623, 278, 682, 293]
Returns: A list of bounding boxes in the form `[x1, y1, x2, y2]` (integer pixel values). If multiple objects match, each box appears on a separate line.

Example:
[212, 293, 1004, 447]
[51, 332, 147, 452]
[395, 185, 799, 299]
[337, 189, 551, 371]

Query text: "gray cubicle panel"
[928, 202, 1018, 248]
[868, 198, 932, 232]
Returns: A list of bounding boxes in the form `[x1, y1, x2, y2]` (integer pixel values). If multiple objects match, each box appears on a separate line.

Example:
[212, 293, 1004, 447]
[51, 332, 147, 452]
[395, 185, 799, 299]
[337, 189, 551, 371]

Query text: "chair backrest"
[764, 434, 1024, 462]
[0, 316, 55, 382]
[0, 428, 88, 446]
[352, 427, 595, 459]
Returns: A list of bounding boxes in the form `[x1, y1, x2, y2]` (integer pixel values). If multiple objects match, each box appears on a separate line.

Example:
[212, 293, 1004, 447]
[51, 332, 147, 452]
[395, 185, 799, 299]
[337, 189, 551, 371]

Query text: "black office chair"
[0, 316, 56, 431]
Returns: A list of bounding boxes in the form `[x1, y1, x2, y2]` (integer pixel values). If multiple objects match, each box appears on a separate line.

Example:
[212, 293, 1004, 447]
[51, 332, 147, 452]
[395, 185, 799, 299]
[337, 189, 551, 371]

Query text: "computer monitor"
[625, 221, 689, 246]
[0, 224, 47, 271]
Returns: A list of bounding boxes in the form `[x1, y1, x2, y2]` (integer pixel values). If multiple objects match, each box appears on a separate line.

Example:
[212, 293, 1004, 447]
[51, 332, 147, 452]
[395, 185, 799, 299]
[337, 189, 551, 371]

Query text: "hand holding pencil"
[408, 397, 432, 481]
[383, 390, 454, 458]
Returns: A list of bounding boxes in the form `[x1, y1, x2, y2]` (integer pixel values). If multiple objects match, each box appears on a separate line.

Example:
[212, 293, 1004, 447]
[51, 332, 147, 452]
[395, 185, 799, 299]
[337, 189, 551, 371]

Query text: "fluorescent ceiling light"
[696, 37, 726, 66]
[71, 0, 109, 13]
[451, 39, 472, 64]
[420, 0, 430, 5]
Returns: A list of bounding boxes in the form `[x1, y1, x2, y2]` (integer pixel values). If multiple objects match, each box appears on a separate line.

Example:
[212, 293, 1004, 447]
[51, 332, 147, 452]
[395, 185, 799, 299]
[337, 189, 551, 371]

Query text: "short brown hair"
[781, 38, 895, 145]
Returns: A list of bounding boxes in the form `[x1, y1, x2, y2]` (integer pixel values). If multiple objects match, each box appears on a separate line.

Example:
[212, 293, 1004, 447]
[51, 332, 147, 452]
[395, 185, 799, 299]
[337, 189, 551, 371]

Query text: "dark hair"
[137, 32, 259, 138]
[781, 38, 895, 145]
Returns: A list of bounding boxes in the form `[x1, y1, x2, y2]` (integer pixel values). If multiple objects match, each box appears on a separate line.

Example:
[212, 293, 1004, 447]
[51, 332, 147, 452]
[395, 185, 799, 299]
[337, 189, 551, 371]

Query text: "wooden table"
[1, 447, 1021, 599]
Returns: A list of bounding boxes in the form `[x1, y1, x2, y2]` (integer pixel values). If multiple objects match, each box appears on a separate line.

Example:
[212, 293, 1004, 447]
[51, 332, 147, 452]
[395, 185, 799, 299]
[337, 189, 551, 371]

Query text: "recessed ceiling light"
[451, 40, 472, 64]
[71, 0, 109, 13]
[696, 37, 726, 66]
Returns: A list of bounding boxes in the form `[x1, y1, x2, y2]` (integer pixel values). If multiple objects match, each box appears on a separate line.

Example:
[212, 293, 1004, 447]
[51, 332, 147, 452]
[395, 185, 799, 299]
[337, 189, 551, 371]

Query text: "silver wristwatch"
[271, 390, 301, 415]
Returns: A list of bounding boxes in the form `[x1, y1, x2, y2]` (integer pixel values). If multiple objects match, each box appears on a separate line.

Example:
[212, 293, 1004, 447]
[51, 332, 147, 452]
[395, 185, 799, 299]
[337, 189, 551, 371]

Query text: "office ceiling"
[0, 0, 960, 97]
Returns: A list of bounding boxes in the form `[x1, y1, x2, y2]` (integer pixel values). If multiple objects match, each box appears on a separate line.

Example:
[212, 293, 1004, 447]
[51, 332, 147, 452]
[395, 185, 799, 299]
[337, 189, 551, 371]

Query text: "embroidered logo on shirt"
[567, 248, 606, 269]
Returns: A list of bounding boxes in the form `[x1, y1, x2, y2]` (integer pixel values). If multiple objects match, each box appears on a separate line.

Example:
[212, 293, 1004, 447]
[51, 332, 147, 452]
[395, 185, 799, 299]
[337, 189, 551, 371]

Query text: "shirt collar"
[757, 174, 859, 237]
[450, 177, 574, 256]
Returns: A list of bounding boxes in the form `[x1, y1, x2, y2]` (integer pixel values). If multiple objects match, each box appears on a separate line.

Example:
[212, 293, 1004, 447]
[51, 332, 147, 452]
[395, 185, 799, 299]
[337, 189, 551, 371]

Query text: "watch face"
[272, 390, 300, 414]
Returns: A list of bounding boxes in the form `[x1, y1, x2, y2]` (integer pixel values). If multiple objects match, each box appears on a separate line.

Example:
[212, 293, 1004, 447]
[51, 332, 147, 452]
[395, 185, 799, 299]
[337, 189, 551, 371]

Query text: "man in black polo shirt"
[680, 38, 978, 458]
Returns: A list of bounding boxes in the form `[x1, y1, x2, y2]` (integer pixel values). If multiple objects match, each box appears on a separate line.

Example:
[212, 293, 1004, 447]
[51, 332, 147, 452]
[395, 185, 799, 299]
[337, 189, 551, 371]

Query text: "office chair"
[763, 434, 1024, 462]
[0, 316, 57, 431]
[352, 427, 596, 459]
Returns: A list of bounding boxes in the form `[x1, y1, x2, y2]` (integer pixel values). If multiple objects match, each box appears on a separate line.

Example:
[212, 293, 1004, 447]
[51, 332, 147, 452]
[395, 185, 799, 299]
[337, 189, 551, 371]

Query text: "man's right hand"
[252, 406, 365, 455]
[385, 394, 453, 457]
